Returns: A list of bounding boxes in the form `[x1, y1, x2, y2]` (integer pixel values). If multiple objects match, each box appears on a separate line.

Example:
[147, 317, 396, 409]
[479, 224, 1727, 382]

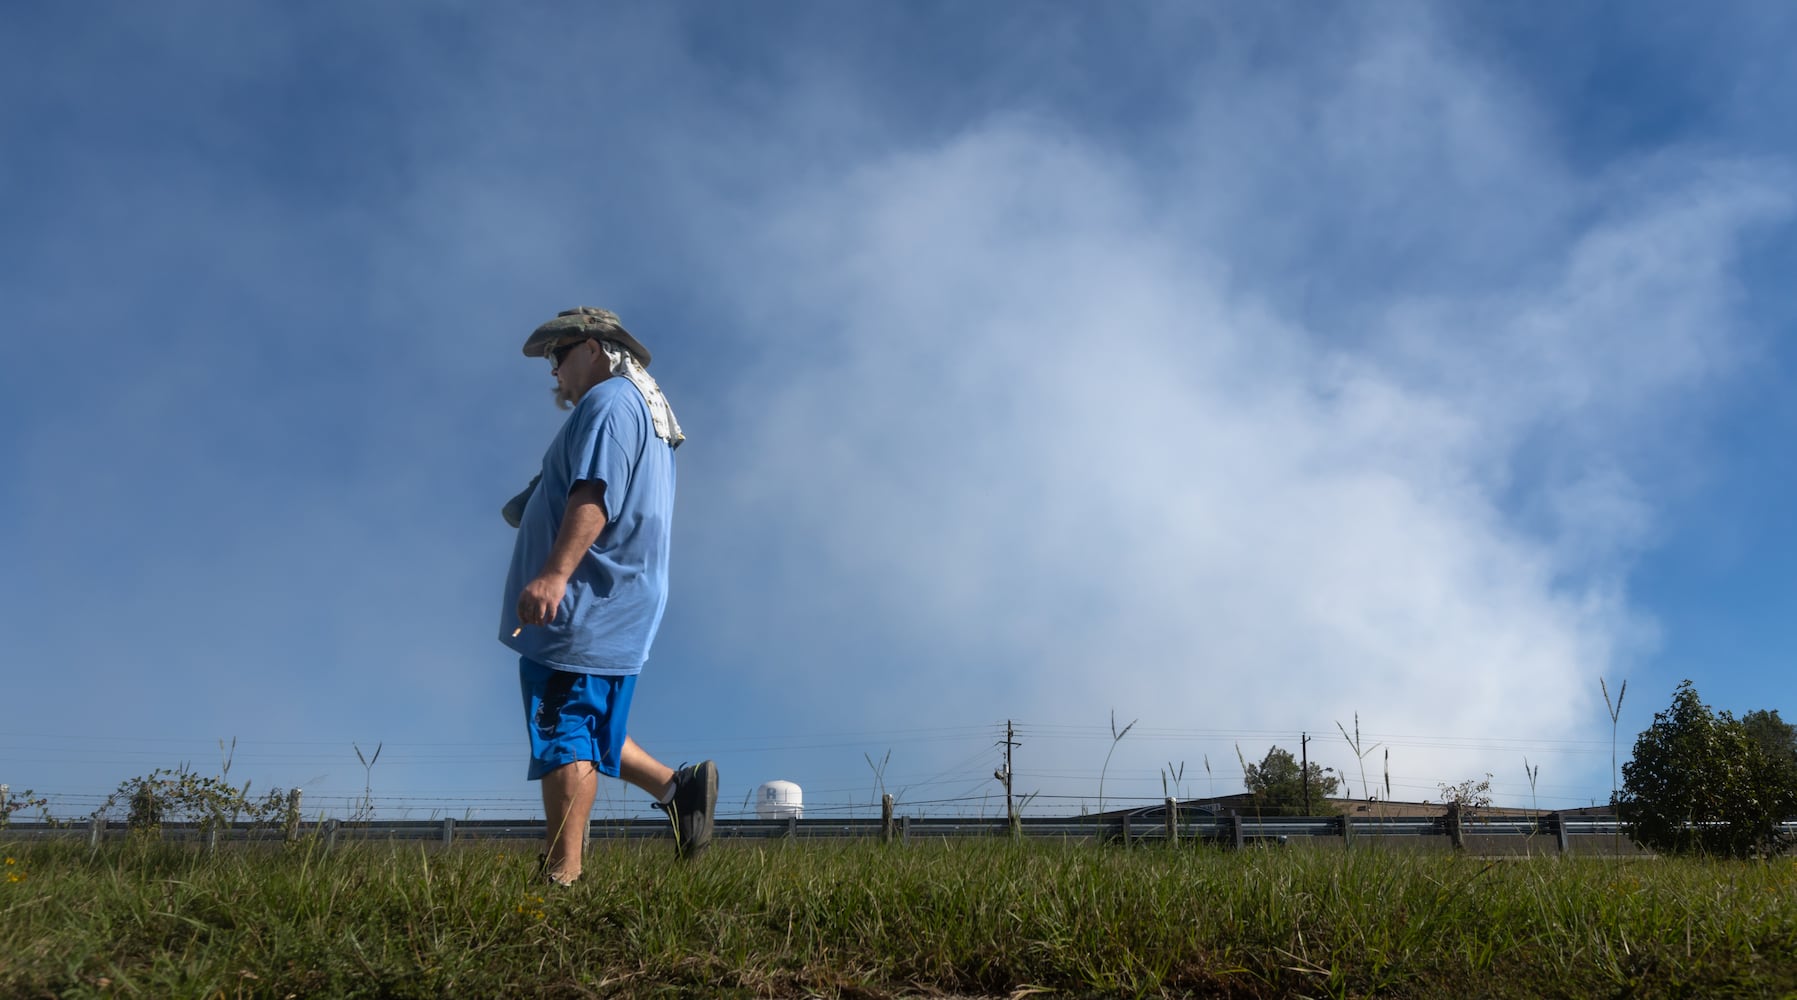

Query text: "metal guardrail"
[5, 814, 1791, 852]
[0, 814, 1624, 843]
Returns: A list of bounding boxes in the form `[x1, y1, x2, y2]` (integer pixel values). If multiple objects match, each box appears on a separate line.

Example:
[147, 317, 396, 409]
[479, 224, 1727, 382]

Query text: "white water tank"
[754, 780, 803, 820]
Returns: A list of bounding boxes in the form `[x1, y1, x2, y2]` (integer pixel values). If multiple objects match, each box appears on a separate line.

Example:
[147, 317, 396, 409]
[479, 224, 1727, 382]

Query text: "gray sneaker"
[656, 760, 717, 859]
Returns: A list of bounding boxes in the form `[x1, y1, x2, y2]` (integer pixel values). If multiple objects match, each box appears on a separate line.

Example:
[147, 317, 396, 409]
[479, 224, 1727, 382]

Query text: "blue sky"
[3, 2, 1794, 821]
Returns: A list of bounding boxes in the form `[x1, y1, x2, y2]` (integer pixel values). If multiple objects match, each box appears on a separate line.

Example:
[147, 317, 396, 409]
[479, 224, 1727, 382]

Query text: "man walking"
[500, 306, 716, 883]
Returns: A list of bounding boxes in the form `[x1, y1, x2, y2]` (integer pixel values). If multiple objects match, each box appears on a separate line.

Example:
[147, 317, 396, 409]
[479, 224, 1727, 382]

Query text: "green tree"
[1742, 709, 1797, 786]
[1243, 746, 1340, 816]
[1618, 681, 1797, 858]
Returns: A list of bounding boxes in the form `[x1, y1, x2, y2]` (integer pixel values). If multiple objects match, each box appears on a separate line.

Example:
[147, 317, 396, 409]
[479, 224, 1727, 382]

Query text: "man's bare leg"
[540, 761, 597, 883]
[619, 736, 675, 798]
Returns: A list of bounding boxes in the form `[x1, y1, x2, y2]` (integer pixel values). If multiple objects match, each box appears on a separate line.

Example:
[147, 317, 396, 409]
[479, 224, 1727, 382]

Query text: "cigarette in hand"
[511, 627, 523, 637]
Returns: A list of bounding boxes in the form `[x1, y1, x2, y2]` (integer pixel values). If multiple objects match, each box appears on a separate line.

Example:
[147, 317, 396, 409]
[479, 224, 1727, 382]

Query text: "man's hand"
[515, 480, 608, 630]
[517, 574, 569, 626]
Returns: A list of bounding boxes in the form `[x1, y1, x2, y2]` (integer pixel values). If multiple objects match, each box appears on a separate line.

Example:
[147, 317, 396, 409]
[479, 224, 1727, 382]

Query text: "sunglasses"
[549, 339, 589, 370]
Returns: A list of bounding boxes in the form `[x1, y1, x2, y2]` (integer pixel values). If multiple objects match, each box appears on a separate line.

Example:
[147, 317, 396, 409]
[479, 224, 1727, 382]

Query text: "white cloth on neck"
[600, 341, 685, 449]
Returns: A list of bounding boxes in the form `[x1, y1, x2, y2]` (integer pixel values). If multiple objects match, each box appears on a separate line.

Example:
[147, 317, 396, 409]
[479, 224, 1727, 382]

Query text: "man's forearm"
[538, 485, 607, 581]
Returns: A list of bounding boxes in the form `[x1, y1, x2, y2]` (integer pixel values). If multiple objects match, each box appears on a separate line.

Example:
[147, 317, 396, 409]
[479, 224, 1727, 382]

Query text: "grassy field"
[2, 836, 1794, 999]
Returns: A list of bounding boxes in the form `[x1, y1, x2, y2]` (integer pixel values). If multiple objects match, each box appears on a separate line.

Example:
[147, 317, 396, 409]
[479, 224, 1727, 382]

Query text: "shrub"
[96, 765, 291, 836]
[0, 787, 50, 828]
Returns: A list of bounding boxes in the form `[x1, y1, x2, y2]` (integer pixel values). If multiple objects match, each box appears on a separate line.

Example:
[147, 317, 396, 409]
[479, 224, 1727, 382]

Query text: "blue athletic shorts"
[518, 657, 637, 781]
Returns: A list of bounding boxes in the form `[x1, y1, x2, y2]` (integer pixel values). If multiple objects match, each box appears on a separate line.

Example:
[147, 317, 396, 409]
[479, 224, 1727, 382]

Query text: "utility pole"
[994, 720, 1019, 827]
[1301, 733, 1311, 816]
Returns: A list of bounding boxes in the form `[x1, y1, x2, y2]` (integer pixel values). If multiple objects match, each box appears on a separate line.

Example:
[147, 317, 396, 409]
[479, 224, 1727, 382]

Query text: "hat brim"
[522, 320, 652, 367]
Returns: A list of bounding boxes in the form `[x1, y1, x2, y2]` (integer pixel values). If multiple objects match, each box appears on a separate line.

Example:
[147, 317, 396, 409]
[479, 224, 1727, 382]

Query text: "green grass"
[2, 837, 1795, 998]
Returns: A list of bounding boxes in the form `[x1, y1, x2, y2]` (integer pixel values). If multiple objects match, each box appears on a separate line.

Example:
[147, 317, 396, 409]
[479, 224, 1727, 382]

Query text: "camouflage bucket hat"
[522, 306, 652, 366]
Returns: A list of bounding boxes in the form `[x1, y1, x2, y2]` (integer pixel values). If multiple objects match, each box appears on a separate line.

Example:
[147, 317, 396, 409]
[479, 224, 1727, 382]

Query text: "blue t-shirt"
[499, 378, 676, 674]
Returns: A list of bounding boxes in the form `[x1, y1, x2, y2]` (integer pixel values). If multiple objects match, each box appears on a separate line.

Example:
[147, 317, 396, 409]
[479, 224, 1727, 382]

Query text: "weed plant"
[2, 837, 1795, 998]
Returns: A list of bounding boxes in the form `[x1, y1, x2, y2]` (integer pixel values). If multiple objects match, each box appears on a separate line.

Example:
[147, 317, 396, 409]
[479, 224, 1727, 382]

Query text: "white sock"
[655, 779, 676, 804]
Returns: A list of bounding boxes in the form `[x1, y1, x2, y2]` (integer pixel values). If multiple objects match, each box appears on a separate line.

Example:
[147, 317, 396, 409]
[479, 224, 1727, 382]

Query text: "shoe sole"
[682, 761, 719, 859]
